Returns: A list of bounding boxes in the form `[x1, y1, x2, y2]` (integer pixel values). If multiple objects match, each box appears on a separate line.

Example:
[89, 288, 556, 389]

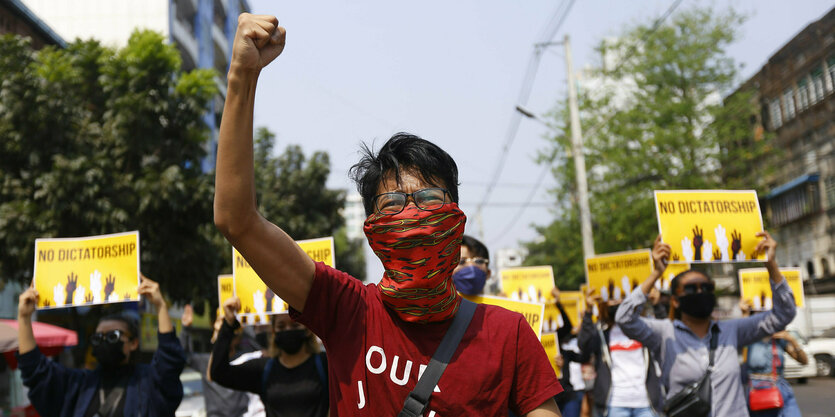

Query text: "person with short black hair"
[16, 276, 185, 417]
[616, 233, 796, 417]
[213, 13, 563, 416]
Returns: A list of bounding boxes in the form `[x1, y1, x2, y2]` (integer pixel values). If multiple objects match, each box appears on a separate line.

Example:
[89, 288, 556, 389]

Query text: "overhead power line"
[474, 0, 576, 230]
[488, 0, 687, 245]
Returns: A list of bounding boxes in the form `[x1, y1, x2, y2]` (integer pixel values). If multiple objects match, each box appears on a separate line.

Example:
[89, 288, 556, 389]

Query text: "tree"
[250, 127, 366, 281]
[0, 32, 219, 302]
[524, 8, 769, 289]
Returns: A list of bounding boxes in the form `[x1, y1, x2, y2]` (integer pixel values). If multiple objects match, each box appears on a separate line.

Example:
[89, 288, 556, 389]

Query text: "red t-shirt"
[292, 262, 562, 416]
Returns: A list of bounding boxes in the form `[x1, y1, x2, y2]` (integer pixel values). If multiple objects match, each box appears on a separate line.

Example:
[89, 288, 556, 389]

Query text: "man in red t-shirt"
[214, 12, 563, 416]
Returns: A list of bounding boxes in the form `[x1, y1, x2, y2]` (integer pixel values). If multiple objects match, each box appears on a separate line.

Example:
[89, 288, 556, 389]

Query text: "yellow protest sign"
[217, 274, 235, 319]
[586, 250, 652, 303]
[233, 237, 336, 324]
[499, 266, 555, 304]
[540, 333, 561, 378]
[654, 190, 765, 263]
[233, 248, 289, 324]
[739, 267, 804, 309]
[658, 263, 691, 292]
[297, 237, 336, 267]
[559, 291, 583, 327]
[542, 292, 584, 333]
[462, 294, 545, 339]
[33, 231, 140, 309]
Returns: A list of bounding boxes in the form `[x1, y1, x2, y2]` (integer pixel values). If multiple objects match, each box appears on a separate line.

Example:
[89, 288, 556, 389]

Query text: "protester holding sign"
[213, 13, 561, 416]
[208, 296, 328, 417]
[740, 300, 806, 417]
[578, 287, 663, 417]
[552, 288, 590, 417]
[16, 276, 185, 417]
[616, 233, 796, 417]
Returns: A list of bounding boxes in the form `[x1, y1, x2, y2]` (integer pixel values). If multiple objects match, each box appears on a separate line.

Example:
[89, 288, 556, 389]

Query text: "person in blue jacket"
[16, 275, 186, 417]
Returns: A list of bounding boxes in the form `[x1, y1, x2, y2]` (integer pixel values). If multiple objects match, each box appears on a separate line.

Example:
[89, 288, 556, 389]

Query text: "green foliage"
[251, 127, 366, 281]
[524, 8, 769, 289]
[0, 31, 219, 302]
[0, 31, 365, 305]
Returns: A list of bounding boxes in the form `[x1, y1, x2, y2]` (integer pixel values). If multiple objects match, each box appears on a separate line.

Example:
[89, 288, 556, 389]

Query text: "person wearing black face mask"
[16, 275, 186, 417]
[616, 233, 796, 417]
[209, 296, 329, 417]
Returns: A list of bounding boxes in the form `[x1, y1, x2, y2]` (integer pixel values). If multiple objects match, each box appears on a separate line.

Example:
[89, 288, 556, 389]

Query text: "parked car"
[806, 326, 835, 377]
[176, 368, 207, 417]
[783, 330, 817, 384]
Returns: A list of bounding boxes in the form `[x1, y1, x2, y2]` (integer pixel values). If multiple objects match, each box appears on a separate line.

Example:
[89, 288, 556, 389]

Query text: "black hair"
[98, 313, 139, 340]
[349, 133, 459, 216]
[461, 235, 489, 261]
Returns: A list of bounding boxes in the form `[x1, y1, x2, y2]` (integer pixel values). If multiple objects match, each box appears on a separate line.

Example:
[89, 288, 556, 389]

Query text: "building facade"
[742, 7, 835, 292]
[0, 0, 64, 49]
[21, 0, 250, 171]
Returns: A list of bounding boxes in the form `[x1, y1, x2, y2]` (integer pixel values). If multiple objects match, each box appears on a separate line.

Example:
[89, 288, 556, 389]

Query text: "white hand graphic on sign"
[74, 285, 87, 305]
[681, 236, 694, 262]
[89, 270, 103, 303]
[53, 283, 65, 307]
[702, 240, 713, 262]
[714, 225, 730, 261]
[621, 276, 631, 297]
[253, 289, 268, 324]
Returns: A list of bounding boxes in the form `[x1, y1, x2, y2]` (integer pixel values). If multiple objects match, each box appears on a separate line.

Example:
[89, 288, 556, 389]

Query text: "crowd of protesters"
[10, 12, 803, 417]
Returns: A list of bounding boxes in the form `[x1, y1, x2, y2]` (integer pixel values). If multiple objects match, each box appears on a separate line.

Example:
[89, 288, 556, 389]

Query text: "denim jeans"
[607, 406, 656, 417]
[558, 391, 583, 417]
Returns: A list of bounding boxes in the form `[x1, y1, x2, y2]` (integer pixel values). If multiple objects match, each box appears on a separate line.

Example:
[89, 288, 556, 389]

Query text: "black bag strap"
[398, 299, 477, 417]
[707, 323, 719, 371]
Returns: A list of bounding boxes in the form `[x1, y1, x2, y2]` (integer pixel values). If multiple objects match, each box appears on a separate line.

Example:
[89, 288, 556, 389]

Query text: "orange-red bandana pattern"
[364, 203, 466, 323]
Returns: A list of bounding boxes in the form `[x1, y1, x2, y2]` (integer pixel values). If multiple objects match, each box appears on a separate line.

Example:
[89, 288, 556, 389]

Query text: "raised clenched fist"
[231, 13, 286, 73]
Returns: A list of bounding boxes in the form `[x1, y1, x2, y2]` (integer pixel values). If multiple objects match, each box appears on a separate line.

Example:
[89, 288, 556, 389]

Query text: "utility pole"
[564, 34, 595, 261]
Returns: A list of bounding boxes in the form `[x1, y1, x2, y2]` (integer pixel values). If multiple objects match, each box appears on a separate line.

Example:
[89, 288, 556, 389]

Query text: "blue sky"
[247, 0, 833, 283]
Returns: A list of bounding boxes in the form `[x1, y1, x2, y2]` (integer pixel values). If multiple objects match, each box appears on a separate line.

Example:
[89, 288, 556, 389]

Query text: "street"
[792, 377, 835, 417]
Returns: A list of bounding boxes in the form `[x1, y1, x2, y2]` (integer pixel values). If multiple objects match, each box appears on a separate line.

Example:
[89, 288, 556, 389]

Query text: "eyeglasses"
[458, 257, 489, 267]
[682, 282, 715, 295]
[372, 188, 450, 215]
[90, 330, 127, 346]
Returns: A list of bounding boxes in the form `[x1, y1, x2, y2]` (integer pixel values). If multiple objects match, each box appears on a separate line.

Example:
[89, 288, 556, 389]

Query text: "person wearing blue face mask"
[452, 235, 493, 295]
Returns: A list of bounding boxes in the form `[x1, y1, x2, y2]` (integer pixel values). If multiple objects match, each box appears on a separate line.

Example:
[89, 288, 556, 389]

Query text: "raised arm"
[214, 13, 314, 312]
[207, 297, 265, 393]
[16, 287, 83, 416]
[735, 232, 797, 346]
[615, 235, 670, 353]
[17, 287, 38, 355]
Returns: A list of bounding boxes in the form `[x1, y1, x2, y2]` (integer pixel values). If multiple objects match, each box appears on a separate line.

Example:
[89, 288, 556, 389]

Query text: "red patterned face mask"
[364, 203, 466, 323]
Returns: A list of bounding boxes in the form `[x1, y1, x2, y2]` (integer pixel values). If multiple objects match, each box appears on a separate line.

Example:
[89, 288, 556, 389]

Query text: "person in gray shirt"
[616, 232, 796, 417]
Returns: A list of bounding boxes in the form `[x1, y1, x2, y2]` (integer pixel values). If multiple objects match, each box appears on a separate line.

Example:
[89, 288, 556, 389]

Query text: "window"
[823, 258, 831, 278]
[807, 260, 816, 279]
[811, 68, 825, 103]
[782, 88, 796, 119]
[796, 78, 810, 110]
[767, 99, 782, 129]
[827, 177, 835, 209]
[769, 181, 820, 226]
[828, 57, 835, 93]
